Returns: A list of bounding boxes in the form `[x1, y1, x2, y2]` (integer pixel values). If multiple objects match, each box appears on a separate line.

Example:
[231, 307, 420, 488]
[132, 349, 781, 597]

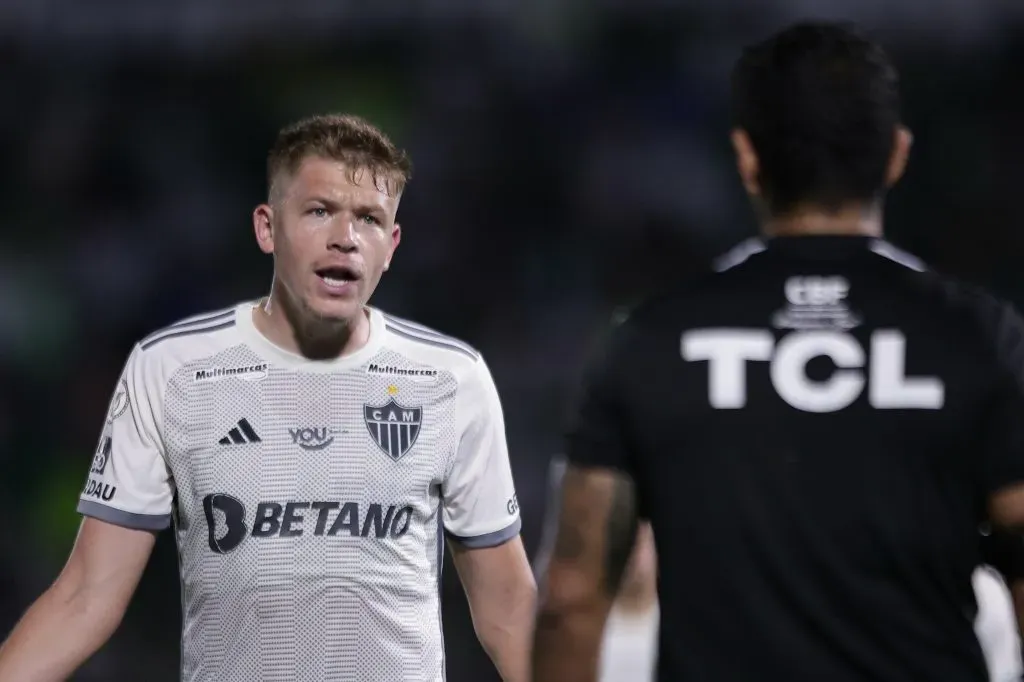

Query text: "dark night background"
[1, 1, 1023, 679]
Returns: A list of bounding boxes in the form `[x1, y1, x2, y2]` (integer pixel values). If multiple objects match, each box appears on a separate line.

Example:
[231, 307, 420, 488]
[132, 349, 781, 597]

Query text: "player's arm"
[448, 537, 535, 682]
[533, 320, 640, 682]
[443, 359, 535, 682]
[0, 518, 156, 681]
[0, 344, 173, 681]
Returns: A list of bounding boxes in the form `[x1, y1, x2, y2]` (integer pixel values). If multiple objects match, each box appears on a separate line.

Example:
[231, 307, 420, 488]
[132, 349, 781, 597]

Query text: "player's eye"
[307, 207, 329, 218]
[359, 214, 381, 226]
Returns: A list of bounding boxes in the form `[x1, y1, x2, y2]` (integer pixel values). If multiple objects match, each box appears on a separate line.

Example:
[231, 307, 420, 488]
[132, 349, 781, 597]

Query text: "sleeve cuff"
[78, 500, 171, 531]
[446, 517, 521, 549]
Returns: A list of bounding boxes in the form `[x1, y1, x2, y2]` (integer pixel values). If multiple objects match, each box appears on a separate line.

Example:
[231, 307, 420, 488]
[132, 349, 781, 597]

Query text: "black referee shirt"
[566, 235, 1024, 682]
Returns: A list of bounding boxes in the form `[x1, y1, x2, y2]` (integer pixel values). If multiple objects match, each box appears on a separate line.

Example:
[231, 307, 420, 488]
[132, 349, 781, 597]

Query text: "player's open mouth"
[316, 266, 360, 291]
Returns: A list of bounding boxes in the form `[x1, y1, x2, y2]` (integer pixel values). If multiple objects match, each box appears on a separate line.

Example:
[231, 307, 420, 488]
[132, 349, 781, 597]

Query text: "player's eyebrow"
[351, 202, 387, 216]
[299, 195, 386, 219]
[298, 194, 333, 208]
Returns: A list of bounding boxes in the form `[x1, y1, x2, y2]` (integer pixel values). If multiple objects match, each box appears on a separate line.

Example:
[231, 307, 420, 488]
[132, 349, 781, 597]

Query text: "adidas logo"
[218, 418, 262, 446]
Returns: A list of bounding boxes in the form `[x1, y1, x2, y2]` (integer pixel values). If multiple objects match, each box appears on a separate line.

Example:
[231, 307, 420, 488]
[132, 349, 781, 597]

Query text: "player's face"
[254, 156, 401, 325]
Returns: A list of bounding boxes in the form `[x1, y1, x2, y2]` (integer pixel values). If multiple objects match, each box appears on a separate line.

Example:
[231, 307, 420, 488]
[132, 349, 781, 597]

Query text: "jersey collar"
[234, 301, 385, 372]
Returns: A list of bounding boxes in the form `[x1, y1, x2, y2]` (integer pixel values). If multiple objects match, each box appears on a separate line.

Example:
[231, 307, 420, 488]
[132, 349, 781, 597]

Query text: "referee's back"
[615, 235, 1024, 681]
[533, 21, 1024, 682]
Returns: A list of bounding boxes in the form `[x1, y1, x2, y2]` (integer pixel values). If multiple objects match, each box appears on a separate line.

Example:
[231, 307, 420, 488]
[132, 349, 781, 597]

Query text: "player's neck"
[763, 203, 883, 239]
[253, 293, 371, 361]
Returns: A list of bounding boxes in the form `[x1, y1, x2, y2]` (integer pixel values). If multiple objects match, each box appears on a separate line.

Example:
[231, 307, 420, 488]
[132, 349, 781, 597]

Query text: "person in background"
[974, 566, 1021, 682]
[541, 462, 1024, 682]
[594, 531, 1024, 682]
[599, 522, 659, 682]
[536, 458, 659, 682]
[977, 530, 1024, 681]
[532, 21, 1024, 682]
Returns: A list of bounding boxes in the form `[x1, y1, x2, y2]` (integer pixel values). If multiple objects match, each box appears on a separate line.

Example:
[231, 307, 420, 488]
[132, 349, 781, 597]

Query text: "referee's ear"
[885, 125, 913, 189]
[730, 129, 762, 199]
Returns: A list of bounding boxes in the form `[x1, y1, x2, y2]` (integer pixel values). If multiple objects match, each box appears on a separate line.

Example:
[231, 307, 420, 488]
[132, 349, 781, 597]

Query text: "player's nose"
[326, 216, 359, 253]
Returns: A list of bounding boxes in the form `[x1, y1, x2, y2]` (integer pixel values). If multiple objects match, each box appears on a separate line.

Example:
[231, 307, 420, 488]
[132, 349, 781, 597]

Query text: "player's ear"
[253, 204, 275, 255]
[730, 129, 761, 197]
[384, 222, 401, 271]
[885, 125, 913, 189]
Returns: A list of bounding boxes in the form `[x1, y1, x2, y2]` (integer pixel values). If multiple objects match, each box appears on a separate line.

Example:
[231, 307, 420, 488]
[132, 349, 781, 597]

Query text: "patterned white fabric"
[78, 302, 521, 682]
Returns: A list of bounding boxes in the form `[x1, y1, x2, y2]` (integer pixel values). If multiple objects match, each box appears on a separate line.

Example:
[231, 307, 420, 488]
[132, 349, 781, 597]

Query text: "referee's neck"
[763, 204, 883, 238]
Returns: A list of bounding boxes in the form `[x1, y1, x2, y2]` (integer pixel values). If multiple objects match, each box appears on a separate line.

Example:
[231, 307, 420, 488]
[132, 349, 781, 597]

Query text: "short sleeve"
[564, 320, 634, 474]
[979, 301, 1024, 498]
[77, 344, 174, 531]
[442, 359, 521, 548]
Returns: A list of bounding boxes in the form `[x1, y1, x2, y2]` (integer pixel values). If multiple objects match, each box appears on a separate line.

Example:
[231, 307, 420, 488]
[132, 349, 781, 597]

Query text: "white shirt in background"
[974, 566, 1022, 682]
[599, 603, 659, 682]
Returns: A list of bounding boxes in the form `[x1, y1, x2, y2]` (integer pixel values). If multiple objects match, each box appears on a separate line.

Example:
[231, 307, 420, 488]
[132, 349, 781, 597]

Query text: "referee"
[532, 21, 1024, 682]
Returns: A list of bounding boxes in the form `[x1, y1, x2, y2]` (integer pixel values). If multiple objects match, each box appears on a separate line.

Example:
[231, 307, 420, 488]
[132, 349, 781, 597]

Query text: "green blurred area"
[32, 460, 85, 564]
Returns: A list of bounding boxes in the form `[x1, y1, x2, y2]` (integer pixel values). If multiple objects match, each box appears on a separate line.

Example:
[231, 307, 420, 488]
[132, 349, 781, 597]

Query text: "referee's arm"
[980, 299, 1024, 658]
[532, 324, 640, 682]
[982, 300, 1024, 525]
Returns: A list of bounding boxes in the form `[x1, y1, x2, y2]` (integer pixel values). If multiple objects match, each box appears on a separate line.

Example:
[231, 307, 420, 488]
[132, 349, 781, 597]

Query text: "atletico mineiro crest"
[364, 398, 423, 461]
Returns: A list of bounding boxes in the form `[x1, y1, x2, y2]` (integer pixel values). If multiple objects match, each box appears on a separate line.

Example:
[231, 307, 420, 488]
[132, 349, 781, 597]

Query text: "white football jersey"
[973, 566, 1022, 682]
[78, 301, 521, 682]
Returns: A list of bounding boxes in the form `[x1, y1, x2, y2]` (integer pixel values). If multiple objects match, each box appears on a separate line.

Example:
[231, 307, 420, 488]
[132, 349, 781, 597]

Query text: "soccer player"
[0, 114, 535, 682]
[533, 21, 1024, 682]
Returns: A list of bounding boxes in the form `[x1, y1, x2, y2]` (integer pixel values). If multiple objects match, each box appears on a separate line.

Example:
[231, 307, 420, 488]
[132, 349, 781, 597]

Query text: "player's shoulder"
[134, 301, 246, 368]
[377, 309, 483, 373]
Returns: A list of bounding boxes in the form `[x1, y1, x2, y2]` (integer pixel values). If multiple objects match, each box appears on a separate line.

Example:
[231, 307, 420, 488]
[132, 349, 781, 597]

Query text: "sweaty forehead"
[279, 157, 397, 207]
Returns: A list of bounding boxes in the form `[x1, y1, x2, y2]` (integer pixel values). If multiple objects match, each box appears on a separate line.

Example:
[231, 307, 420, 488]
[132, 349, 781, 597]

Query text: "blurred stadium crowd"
[1, 1, 1023, 679]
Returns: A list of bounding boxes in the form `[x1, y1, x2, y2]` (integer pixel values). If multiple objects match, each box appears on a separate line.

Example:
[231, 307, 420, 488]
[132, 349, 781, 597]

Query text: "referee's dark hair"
[730, 21, 903, 215]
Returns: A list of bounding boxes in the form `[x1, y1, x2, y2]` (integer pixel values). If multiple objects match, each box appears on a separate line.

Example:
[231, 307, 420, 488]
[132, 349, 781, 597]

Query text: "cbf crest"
[364, 386, 422, 461]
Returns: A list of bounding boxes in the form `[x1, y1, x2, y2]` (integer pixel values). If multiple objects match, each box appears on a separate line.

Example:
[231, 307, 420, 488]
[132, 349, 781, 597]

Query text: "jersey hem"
[77, 499, 171, 531]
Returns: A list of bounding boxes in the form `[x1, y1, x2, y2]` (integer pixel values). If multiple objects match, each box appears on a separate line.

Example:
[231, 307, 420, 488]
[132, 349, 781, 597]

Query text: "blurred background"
[1, 1, 1023, 680]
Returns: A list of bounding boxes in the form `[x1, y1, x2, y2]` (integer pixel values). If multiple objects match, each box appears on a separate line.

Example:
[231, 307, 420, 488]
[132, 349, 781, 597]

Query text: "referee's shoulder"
[613, 267, 726, 330]
[861, 241, 1012, 326]
[933, 277, 1024, 366]
[591, 274, 725, 374]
